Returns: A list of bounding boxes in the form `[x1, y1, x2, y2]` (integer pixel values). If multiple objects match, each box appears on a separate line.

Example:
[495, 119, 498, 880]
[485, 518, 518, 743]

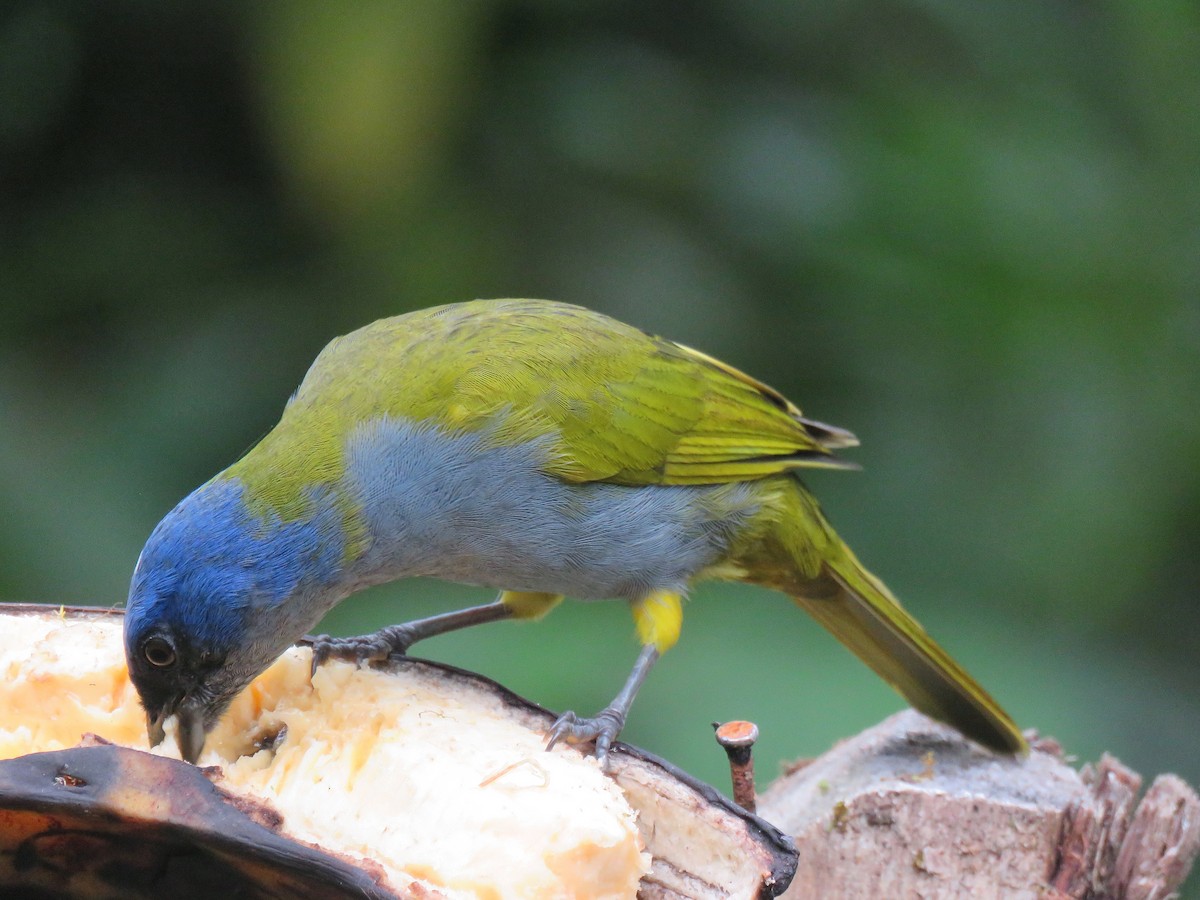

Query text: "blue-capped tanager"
[125, 299, 1026, 765]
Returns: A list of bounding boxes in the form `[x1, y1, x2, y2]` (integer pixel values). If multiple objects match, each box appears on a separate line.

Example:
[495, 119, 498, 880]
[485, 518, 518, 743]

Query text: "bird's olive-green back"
[227, 299, 853, 522]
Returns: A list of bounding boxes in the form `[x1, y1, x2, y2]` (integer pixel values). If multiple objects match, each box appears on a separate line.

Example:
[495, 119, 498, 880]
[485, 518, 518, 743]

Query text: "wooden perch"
[757, 710, 1200, 900]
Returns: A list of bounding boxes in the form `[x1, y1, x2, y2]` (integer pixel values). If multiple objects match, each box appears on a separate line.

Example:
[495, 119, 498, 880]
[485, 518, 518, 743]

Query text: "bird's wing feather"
[435, 301, 856, 485]
[280, 299, 858, 488]
[546, 337, 859, 484]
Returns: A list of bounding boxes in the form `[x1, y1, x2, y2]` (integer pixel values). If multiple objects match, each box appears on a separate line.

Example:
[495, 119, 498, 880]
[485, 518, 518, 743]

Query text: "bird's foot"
[545, 708, 626, 770]
[309, 625, 417, 678]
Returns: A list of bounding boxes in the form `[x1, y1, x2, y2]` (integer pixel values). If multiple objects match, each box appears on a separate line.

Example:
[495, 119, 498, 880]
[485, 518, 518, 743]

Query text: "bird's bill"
[144, 700, 208, 764]
[176, 703, 207, 764]
[145, 709, 167, 748]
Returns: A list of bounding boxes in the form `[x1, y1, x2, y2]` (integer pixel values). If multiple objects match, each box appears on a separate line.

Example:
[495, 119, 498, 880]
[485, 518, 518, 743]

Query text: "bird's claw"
[309, 625, 417, 678]
[545, 708, 626, 770]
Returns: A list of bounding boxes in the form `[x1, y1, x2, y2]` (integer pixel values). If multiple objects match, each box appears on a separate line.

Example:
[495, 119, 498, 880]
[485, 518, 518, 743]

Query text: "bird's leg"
[309, 590, 562, 676]
[545, 590, 681, 768]
[310, 603, 510, 674]
[546, 643, 659, 767]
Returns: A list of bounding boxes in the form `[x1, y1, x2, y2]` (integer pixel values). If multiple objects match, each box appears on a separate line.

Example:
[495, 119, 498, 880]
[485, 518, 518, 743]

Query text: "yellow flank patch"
[500, 591, 564, 621]
[631, 591, 683, 653]
[697, 559, 749, 582]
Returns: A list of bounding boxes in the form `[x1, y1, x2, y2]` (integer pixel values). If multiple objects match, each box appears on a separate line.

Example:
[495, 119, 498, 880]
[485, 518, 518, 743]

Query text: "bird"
[125, 298, 1026, 765]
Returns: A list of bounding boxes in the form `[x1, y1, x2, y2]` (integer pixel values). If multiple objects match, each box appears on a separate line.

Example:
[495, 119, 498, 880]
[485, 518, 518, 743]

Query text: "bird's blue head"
[125, 477, 349, 762]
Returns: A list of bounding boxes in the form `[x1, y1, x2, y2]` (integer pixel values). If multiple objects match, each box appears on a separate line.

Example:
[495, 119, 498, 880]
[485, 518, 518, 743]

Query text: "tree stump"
[757, 710, 1200, 899]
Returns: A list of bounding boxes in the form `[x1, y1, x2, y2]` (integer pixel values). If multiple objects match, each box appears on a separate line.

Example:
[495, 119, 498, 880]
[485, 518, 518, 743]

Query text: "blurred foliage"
[1, 0, 1197, 863]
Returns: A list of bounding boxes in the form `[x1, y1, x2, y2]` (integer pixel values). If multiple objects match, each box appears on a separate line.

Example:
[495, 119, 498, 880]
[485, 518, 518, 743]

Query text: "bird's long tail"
[792, 543, 1026, 753]
[741, 482, 1027, 754]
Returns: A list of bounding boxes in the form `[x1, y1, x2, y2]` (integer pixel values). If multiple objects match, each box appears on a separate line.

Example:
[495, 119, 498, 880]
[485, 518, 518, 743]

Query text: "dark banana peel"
[0, 737, 400, 900]
[0, 604, 798, 898]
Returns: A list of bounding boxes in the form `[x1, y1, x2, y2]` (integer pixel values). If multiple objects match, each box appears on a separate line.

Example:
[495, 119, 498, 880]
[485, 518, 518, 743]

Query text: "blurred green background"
[2, 0, 1197, 855]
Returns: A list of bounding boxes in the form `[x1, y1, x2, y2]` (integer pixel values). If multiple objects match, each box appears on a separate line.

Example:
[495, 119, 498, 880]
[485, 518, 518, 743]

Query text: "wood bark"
[757, 710, 1200, 900]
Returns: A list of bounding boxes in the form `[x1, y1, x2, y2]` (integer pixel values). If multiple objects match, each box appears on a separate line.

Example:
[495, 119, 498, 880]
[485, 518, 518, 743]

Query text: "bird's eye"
[142, 635, 176, 668]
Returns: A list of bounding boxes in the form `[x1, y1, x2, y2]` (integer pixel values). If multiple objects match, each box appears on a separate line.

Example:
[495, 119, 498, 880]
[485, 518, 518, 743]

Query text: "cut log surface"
[0, 604, 795, 899]
[758, 710, 1200, 900]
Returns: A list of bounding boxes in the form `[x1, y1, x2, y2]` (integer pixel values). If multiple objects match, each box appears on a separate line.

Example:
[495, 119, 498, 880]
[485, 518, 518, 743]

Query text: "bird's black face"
[125, 623, 233, 763]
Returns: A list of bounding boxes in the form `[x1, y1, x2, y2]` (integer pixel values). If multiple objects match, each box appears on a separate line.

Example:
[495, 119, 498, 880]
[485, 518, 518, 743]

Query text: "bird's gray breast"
[342, 416, 759, 600]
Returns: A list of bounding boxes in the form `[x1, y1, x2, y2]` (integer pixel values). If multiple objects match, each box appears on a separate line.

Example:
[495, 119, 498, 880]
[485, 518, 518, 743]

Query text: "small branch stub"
[714, 720, 759, 814]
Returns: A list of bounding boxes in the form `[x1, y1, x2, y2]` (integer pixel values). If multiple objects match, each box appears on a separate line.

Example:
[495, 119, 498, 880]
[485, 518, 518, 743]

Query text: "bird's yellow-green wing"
[276, 299, 857, 488]
[633, 340, 859, 484]
[537, 331, 861, 485]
